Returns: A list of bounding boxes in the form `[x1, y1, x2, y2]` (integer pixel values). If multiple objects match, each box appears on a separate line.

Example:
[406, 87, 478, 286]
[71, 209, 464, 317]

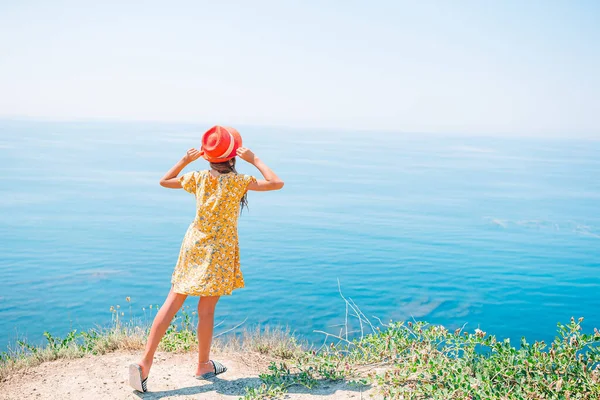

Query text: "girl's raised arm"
[159, 148, 202, 189]
[236, 147, 284, 191]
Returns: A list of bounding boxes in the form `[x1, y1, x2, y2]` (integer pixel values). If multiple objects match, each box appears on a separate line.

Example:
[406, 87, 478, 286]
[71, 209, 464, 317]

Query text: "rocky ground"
[0, 350, 376, 399]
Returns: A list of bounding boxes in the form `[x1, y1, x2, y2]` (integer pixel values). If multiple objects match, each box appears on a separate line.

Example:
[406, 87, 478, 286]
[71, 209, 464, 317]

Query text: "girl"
[129, 126, 284, 392]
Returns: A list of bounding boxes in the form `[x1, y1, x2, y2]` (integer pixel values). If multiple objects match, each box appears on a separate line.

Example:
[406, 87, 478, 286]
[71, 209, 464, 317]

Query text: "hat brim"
[202, 127, 242, 163]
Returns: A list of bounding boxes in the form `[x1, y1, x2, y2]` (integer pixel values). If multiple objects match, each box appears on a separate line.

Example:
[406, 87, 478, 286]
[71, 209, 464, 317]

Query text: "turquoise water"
[1, 120, 599, 350]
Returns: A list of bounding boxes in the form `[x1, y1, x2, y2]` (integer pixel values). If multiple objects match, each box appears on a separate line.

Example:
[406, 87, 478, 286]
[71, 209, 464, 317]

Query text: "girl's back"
[180, 170, 256, 233]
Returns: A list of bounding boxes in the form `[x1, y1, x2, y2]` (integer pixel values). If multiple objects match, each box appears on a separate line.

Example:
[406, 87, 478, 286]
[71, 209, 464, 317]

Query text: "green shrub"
[245, 317, 599, 399]
[363, 317, 600, 399]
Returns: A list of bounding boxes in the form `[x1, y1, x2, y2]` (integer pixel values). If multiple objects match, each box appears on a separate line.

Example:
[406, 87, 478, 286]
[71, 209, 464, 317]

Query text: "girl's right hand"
[183, 148, 202, 164]
[236, 147, 256, 164]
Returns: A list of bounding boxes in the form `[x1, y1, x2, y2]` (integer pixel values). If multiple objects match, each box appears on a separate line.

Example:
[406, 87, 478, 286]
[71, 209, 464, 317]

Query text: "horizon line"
[0, 114, 598, 140]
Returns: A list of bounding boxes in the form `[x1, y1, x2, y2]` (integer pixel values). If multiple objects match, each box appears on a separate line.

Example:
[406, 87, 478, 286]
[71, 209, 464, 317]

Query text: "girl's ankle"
[140, 358, 153, 366]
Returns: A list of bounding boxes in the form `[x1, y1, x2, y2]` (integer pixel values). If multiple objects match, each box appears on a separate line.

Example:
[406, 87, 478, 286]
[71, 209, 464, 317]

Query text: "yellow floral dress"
[171, 170, 257, 296]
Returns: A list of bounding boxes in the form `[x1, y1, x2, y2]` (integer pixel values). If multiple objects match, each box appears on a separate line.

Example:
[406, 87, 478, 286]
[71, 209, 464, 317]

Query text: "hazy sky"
[1, 0, 599, 136]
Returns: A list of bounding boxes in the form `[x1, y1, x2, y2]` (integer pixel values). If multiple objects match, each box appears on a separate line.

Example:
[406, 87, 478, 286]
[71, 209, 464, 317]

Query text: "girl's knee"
[197, 303, 216, 319]
[197, 309, 216, 319]
[197, 296, 219, 317]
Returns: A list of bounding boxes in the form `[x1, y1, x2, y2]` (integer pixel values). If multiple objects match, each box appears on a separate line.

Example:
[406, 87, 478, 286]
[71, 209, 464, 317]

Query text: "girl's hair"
[209, 157, 249, 212]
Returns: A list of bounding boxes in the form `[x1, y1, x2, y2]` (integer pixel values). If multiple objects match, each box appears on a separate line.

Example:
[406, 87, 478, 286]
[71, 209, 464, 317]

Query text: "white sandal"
[128, 363, 148, 392]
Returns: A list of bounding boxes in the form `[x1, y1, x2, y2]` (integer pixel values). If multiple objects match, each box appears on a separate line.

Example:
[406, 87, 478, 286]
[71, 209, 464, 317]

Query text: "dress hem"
[171, 284, 245, 297]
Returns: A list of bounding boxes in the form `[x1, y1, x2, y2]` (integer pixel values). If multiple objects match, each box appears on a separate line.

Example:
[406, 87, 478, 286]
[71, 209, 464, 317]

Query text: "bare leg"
[194, 295, 220, 375]
[137, 287, 187, 379]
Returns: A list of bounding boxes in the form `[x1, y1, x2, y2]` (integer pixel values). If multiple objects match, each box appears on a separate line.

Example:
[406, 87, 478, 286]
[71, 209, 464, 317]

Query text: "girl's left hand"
[183, 148, 202, 163]
[236, 147, 256, 164]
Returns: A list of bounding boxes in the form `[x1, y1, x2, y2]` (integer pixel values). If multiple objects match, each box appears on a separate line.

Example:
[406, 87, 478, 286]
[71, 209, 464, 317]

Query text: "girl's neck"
[209, 168, 231, 177]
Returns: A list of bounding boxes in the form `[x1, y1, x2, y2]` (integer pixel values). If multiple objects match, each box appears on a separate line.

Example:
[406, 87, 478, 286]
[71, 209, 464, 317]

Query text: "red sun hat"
[199, 125, 242, 163]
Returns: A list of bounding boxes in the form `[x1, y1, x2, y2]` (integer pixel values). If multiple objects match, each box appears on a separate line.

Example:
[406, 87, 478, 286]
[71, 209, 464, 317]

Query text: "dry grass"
[217, 325, 307, 359]
[0, 315, 301, 383]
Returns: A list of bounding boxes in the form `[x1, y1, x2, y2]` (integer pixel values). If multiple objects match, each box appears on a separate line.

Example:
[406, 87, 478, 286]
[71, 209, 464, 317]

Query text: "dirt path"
[0, 350, 376, 399]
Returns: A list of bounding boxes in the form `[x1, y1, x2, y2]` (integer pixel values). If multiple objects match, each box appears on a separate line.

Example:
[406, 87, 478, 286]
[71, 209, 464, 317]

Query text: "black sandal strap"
[211, 360, 227, 375]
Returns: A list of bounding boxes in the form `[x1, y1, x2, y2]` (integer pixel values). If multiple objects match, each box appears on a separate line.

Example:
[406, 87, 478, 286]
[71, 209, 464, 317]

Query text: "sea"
[1, 119, 599, 351]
